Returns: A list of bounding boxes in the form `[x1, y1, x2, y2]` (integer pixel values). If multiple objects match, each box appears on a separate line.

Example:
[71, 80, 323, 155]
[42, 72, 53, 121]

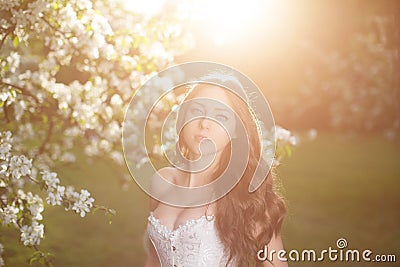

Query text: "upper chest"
[152, 203, 216, 232]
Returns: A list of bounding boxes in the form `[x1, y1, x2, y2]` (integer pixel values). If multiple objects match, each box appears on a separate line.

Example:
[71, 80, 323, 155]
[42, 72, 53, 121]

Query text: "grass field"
[2, 132, 399, 266]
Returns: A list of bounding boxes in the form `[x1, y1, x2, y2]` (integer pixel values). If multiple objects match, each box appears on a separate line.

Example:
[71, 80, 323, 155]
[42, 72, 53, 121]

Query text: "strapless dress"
[147, 212, 236, 267]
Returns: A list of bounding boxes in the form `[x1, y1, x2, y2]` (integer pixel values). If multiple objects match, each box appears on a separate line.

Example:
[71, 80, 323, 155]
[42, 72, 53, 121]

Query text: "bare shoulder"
[152, 166, 188, 186]
[153, 167, 178, 183]
[149, 167, 183, 211]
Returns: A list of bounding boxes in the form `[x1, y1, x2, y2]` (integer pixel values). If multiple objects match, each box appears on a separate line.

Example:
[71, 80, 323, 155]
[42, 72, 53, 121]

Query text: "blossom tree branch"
[0, 0, 192, 265]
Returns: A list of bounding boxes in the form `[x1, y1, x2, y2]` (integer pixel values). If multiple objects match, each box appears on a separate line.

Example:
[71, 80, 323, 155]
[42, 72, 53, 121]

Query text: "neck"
[185, 151, 223, 187]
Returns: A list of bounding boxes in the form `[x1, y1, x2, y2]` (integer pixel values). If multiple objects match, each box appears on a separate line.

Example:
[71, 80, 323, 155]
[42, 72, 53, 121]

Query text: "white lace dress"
[147, 212, 236, 267]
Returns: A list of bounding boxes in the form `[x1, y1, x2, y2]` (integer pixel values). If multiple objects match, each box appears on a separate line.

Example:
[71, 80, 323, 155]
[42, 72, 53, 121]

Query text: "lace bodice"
[147, 212, 236, 267]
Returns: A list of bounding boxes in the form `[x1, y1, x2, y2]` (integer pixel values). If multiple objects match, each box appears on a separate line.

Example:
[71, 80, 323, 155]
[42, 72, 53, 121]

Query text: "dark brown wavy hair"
[179, 82, 287, 266]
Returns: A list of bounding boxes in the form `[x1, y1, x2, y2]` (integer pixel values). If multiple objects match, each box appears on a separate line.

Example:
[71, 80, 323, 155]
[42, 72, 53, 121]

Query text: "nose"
[199, 117, 210, 129]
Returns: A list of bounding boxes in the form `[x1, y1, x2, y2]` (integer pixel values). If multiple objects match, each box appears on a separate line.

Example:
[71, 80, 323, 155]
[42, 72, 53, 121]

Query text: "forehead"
[186, 85, 233, 108]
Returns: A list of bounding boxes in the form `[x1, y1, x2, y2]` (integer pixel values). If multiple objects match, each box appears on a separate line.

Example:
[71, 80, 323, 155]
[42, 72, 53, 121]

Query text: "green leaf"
[136, 64, 143, 72]
[92, 206, 100, 213]
[13, 35, 19, 48]
[107, 209, 116, 224]
[284, 144, 292, 157]
[29, 257, 37, 265]
[42, 114, 48, 124]
[29, 251, 42, 265]
[10, 89, 17, 98]
[29, 251, 54, 266]
[86, 24, 93, 32]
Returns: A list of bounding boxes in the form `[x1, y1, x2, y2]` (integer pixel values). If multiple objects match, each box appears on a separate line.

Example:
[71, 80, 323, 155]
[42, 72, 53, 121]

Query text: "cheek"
[180, 121, 195, 136]
[178, 125, 190, 147]
[213, 126, 231, 147]
[215, 118, 237, 140]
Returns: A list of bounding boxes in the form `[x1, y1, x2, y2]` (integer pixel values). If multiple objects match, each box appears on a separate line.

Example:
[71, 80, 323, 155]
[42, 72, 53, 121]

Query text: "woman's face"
[179, 85, 237, 159]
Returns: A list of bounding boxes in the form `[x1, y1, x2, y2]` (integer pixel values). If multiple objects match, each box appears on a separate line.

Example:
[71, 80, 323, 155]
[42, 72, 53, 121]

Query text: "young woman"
[145, 74, 288, 267]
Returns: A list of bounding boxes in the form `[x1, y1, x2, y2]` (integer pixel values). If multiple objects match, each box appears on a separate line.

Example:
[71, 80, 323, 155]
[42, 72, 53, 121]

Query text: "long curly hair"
[178, 81, 287, 266]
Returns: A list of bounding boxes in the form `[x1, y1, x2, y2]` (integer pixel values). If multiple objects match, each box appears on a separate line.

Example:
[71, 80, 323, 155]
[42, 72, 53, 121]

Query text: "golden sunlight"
[120, 0, 290, 46]
[180, 0, 289, 46]
[121, 0, 166, 16]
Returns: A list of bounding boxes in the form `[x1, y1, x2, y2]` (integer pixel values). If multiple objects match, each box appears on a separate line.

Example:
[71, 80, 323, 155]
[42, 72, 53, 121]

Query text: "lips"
[195, 134, 209, 142]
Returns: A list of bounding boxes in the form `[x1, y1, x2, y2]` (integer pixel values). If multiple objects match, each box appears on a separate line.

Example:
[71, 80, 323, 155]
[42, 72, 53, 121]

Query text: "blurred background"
[176, 0, 400, 136]
[1, 0, 399, 266]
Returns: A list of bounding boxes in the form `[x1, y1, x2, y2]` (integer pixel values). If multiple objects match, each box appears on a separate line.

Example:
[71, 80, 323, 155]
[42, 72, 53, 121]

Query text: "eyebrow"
[215, 108, 231, 113]
[190, 100, 204, 107]
[189, 100, 232, 113]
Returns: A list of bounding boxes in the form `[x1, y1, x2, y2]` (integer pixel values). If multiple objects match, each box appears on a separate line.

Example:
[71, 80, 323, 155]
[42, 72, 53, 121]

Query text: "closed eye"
[215, 114, 229, 121]
[190, 107, 203, 115]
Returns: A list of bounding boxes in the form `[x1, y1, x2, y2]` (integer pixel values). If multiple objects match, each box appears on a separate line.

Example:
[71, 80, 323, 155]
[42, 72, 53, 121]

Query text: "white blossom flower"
[152, 144, 162, 155]
[60, 152, 76, 163]
[0, 141, 12, 160]
[110, 151, 123, 165]
[65, 185, 78, 199]
[73, 0, 93, 10]
[41, 171, 60, 191]
[275, 126, 291, 141]
[16, 189, 26, 198]
[72, 189, 94, 217]
[0, 0, 20, 11]
[9, 155, 32, 179]
[46, 185, 65, 206]
[289, 135, 299, 146]
[10, 8, 28, 29]
[104, 121, 121, 142]
[0, 204, 19, 226]
[110, 94, 123, 106]
[20, 221, 44, 246]
[26, 192, 44, 221]
[6, 52, 20, 73]
[64, 126, 81, 137]
[0, 173, 8, 187]
[27, 0, 47, 19]
[17, 123, 35, 140]
[84, 139, 100, 156]
[0, 91, 8, 103]
[14, 100, 26, 121]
